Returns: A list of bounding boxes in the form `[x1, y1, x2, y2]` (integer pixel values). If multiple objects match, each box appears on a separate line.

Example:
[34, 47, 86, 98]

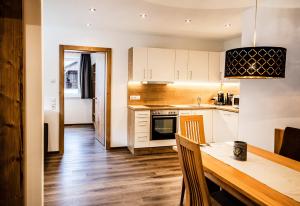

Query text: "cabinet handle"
[144, 68, 146, 79]
[177, 70, 180, 80]
[189, 71, 192, 80]
[150, 69, 152, 79]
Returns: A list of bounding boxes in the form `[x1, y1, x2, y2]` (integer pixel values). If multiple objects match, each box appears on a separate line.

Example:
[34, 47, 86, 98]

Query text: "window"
[64, 52, 81, 97]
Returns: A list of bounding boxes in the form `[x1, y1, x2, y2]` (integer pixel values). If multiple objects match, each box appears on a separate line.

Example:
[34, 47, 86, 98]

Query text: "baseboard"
[128, 146, 176, 156]
[110, 146, 127, 150]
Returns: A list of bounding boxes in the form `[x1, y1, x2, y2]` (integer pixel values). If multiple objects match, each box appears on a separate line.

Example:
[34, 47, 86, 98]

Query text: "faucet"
[197, 96, 201, 106]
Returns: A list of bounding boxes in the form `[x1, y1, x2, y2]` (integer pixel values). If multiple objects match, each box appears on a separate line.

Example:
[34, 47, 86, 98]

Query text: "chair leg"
[180, 178, 185, 205]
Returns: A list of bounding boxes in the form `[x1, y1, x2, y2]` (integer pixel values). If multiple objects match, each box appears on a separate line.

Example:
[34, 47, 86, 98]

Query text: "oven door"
[151, 115, 177, 140]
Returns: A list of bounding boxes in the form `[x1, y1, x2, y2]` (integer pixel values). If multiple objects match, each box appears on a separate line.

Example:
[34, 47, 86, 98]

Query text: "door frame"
[59, 45, 112, 153]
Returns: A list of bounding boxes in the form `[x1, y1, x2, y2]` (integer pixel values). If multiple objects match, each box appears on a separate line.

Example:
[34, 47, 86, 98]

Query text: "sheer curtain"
[80, 54, 93, 99]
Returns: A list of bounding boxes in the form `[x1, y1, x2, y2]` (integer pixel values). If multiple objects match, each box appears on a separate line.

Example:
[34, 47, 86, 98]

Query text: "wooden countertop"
[128, 104, 239, 113]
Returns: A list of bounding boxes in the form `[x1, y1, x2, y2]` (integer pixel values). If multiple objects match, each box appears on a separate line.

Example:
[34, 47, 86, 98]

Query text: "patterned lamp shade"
[224, 47, 287, 79]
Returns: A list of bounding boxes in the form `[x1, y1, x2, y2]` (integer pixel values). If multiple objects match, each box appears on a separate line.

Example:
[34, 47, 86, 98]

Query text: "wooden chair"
[176, 134, 211, 206]
[176, 134, 244, 206]
[179, 115, 206, 205]
[180, 115, 206, 144]
[274, 127, 300, 161]
[274, 128, 284, 154]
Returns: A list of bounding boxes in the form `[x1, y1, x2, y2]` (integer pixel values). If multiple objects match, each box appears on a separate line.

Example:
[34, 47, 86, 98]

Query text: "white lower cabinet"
[213, 110, 239, 142]
[132, 111, 150, 148]
[129, 109, 239, 152]
[134, 133, 149, 148]
[179, 109, 239, 143]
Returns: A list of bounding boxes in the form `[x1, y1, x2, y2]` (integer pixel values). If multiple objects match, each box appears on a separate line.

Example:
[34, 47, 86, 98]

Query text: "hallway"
[44, 126, 182, 206]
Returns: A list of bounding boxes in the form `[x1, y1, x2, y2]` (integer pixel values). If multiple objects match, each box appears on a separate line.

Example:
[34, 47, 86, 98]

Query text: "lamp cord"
[253, 0, 258, 47]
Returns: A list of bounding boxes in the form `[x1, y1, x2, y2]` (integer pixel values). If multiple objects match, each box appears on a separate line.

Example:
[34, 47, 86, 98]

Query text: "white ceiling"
[44, 0, 300, 40]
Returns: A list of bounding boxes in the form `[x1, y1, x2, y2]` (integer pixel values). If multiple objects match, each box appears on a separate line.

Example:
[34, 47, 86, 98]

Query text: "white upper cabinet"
[209, 52, 221, 82]
[220, 51, 226, 79]
[148, 48, 175, 81]
[129, 47, 148, 81]
[129, 47, 226, 83]
[187, 50, 209, 81]
[174, 50, 189, 81]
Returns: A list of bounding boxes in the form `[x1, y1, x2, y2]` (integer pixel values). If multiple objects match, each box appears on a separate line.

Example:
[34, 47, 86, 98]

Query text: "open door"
[94, 53, 106, 146]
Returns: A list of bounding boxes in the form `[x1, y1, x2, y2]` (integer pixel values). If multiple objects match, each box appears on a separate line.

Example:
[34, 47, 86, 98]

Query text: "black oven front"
[151, 110, 178, 141]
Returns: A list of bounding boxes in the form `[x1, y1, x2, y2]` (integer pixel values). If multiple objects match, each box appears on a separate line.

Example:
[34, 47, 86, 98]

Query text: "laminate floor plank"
[44, 126, 182, 206]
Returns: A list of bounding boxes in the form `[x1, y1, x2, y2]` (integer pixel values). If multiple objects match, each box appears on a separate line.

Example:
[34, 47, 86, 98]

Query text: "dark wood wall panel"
[0, 0, 24, 205]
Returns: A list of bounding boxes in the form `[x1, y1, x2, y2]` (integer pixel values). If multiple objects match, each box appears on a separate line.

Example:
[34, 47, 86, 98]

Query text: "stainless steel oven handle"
[152, 115, 178, 118]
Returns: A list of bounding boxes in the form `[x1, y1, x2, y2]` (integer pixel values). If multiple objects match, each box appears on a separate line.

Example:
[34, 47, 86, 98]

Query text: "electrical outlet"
[130, 95, 140, 100]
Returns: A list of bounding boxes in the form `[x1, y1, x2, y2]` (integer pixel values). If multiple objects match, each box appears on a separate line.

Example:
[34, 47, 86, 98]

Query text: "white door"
[94, 53, 106, 146]
[209, 52, 221, 82]
[132, 48, 148, 81]
[148, 48, 175, 81]
[175, 50, 188, 81]
[188, 50, 209, 81]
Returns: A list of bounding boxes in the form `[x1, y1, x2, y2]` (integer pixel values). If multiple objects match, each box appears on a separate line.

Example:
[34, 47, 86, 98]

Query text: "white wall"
[24, 0, 43, 205]
[43, 26, 224, 149]
[239, 8, 300, 151]
[65, 98, 92, 124]
[223, 36, 241, 50]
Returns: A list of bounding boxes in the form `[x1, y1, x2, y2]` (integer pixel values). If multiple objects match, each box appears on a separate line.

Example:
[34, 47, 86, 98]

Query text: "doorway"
[59, 45, 112, 153]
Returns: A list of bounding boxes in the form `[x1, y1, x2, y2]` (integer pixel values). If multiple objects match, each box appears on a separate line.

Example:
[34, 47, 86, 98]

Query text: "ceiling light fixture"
[185, 19, 192, 24]
[224, 23, 232, 28]
[224, 0, 286, 79]
[140, 13, 148, 19]
[89, 8, 96, 12]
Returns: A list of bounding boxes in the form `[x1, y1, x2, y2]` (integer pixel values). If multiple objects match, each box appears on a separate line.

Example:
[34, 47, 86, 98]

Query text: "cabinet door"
[134, 132, 149, 148]
[191, 110, 213, 143]
[132, 48, 148, 81]
[179, 110, 192, 116]
[188, 51, 209, 81]
[213, 110, 239, 143]
[175, 50, 188, 81]
[209, 52, 221, 82]
[148, 48, 175, 81]
[219, 51, 225, 81]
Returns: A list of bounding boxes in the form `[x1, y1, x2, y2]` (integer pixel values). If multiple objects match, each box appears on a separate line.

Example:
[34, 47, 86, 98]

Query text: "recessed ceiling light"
[224, 23, 232, 28]
[86, 23, 92, 27]
[89, 8, 96, 12]
[140, 13, 148, 19]
[185, 19, 192, 24]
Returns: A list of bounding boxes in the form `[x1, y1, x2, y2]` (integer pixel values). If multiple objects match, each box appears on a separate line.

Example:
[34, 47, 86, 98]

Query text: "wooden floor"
[44, 126, 182, 206]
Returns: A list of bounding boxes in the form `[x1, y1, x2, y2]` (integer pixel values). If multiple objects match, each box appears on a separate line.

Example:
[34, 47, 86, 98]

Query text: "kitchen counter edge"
[128, 105, 239, 113]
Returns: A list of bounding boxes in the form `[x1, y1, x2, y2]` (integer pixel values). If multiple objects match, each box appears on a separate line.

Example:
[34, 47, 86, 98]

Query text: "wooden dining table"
[198, 144, 300, 206]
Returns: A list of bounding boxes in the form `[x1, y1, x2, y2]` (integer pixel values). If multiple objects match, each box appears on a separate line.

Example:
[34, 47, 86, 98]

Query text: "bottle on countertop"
[227, 92, 234, 105]
[217, 90, 225, 105]
[217, 83, 225, 105]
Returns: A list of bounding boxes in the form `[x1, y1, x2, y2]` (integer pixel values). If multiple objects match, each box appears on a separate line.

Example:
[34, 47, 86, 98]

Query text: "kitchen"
[127, 47, 241, 154]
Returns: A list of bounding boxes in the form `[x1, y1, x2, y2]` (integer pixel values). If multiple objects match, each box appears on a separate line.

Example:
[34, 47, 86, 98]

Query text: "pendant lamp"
[224, 0, 287, 79]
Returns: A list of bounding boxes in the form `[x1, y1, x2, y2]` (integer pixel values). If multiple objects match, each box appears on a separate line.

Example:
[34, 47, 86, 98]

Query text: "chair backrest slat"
[180, 115, 206, 144]
[176, 134, 211, 206]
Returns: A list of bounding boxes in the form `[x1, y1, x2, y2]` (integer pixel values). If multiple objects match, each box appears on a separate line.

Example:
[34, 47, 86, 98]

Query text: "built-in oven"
[151, 110, 178, 140]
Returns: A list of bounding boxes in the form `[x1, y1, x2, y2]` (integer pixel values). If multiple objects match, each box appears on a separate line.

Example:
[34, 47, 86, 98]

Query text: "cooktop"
[144, 105, 175, 108]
